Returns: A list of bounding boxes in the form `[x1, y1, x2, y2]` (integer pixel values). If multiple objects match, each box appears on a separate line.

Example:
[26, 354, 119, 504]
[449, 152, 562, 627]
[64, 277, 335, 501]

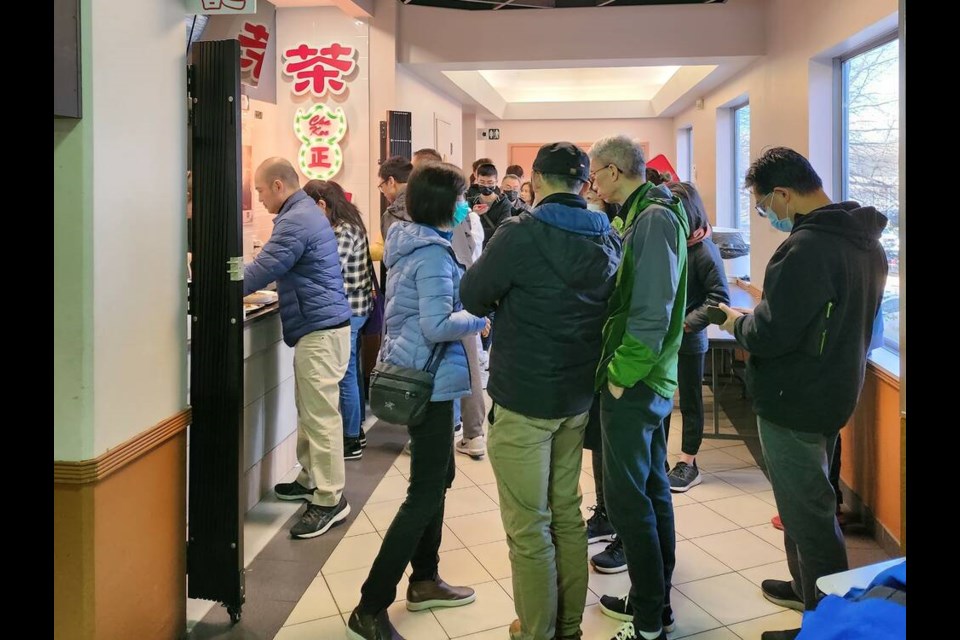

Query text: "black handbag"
[369, 343, 449, 426]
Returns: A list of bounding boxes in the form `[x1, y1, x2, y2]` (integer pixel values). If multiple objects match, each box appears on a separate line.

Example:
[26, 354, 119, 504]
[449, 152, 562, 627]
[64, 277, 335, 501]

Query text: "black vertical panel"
[187, 39, 245, 622]
[54, 0, 81, 118]
[387, 110, 412, 160]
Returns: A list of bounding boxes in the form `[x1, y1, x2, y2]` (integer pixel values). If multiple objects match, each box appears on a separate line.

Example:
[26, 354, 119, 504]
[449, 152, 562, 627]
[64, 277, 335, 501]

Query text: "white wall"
[276, 7, 373, 226]
[90, 0, 187, 455]
[397, 67, 463, 168]
[478, 118, 675, 181]
[671, 0, 898, 289]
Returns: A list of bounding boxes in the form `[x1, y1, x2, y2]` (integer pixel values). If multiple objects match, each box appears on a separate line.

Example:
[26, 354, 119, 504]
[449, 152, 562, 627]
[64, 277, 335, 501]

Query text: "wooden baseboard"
[54, 408, 191, 484]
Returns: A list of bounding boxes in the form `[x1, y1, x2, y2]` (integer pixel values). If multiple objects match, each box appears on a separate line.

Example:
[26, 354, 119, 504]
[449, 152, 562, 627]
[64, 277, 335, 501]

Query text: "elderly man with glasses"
[588, 135, 689, 640]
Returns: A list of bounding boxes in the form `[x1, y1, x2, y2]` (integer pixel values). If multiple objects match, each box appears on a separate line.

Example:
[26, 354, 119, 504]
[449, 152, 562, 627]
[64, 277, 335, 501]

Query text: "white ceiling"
[477, 66, 682, 103]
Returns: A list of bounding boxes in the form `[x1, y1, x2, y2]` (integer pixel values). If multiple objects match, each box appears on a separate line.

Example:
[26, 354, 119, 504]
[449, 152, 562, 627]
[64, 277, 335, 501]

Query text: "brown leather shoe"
[405, 577, 476, 611]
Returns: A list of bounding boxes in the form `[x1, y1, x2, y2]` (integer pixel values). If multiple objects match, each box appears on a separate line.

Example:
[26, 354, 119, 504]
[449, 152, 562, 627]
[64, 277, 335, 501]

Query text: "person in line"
[461, 142, 621, 640]
[243, 158, 352, 539]
[588, 135, 689, 640]
[718, 147, 888, 640]
[303, 179, 374, 462]
[347, 162, 488, 640]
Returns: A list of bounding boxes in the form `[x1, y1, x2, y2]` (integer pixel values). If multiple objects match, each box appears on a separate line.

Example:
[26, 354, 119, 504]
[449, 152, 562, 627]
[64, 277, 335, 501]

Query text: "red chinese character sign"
[281, 42, 357, 98]
[238, 22, 269, 88]
[295, 104, 348, 181]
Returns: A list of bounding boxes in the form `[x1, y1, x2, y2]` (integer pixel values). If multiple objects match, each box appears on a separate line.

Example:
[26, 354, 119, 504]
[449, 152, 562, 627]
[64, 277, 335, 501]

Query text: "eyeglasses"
[377, 180, 387, 192]
[589, 164, 616, 186]
[754, 192, 774, 217]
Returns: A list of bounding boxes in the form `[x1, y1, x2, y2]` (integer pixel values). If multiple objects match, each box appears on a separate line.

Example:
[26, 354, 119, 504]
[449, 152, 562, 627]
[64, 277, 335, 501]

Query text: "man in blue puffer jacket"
[243, 158, 353, 539]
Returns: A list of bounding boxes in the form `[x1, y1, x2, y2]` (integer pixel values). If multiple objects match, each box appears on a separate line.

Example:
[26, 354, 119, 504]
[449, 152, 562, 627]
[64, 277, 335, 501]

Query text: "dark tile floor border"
[188, 421, 409, 639]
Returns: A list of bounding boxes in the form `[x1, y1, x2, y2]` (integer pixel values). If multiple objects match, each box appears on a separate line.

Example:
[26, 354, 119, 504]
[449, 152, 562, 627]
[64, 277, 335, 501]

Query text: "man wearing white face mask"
[717, 147, 888, 640]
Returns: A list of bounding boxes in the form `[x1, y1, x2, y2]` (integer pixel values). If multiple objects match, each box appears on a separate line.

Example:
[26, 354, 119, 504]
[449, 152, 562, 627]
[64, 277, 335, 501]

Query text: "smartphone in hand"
[706, 306, 727, 325]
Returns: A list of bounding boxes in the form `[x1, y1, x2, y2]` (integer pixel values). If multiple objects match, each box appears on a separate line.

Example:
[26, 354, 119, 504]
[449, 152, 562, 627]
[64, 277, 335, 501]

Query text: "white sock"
[638, 629, 662, 640]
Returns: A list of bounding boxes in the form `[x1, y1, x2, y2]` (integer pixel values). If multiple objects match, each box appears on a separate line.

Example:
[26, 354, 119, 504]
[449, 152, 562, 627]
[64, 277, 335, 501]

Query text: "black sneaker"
[591, 536, 627, 574]
[668, 461, 702, 492]
[599, 594, 675, 632]
[586, 505, 616, 543]
[760, 630, 800, 640]
[608, 623, 666, 640]
[345, 437, 363, 461]
[290, 497, 351, 539]
[346, 608, 405, 640]
[359, 427, 368, 449]
[761, 579, 804, 611]
[274, 480, 315, 501]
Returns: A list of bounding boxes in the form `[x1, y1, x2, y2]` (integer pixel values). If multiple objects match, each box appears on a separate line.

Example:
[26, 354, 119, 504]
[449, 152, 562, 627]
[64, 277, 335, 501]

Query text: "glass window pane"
[843, 39, 899, 354]
[734, 105, 751, 247]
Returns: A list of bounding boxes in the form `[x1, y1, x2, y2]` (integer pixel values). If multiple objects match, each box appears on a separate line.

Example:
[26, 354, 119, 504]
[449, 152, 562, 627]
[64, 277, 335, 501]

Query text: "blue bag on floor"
[798, 560, 906, 640]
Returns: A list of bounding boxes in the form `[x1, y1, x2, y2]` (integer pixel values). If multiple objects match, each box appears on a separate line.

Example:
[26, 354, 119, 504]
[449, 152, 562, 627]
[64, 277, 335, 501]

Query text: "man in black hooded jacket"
[719, 147, 888, 640]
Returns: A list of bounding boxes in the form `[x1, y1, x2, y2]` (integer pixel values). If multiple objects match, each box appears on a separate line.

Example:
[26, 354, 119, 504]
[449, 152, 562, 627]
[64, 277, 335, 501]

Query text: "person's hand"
[473, 203, 490, 215]
[608, 381, 625, 399]
[481, 317, 491, 337]
[731, 306, 753, 315]
[718, 303, 743, 334]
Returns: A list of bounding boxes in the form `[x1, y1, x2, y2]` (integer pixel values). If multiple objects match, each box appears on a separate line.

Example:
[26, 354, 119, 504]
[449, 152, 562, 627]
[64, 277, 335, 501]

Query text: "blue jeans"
[339, 315, 367, 439]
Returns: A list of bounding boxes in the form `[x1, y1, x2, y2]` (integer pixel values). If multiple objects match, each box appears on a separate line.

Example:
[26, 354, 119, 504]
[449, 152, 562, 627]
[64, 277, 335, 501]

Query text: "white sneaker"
[454, 422, 463, 438]
[455, 435, 486, 460]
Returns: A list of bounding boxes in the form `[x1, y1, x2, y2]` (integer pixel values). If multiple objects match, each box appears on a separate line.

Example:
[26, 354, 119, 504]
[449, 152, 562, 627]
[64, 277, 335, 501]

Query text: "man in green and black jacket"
[588, 135, 689, 640]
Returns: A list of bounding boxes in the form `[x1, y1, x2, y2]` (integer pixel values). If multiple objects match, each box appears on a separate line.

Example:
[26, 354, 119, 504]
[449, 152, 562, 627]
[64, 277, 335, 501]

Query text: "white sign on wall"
[294, 103, 348, 181]
[190, 0, 258, 15]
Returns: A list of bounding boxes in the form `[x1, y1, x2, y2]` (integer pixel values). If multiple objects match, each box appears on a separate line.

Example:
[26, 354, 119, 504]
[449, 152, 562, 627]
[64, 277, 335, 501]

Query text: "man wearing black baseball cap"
[461, 142, 623, 640]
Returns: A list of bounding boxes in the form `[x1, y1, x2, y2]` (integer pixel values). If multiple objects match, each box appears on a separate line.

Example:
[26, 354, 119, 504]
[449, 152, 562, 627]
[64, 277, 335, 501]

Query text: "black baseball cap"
[532, 142, 590, 182]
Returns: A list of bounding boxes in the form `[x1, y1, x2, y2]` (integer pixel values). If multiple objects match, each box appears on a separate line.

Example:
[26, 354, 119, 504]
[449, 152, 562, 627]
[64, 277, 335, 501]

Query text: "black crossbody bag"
[369, 343, 449, 426]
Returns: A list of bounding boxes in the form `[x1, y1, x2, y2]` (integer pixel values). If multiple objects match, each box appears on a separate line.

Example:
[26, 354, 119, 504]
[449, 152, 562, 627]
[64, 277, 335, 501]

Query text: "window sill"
[867, 348, 900, 387]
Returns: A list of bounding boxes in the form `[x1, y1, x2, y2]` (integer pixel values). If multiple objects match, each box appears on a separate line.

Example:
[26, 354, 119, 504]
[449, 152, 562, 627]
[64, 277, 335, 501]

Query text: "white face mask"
[586, 203, 604, 212]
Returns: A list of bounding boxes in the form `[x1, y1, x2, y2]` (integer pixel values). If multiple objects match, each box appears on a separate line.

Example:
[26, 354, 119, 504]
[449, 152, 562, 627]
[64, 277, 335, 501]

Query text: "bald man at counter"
[243, 157, 353, 540]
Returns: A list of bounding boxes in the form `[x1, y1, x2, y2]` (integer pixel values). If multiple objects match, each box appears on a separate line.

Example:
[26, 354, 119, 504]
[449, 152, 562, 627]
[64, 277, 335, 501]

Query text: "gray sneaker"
[290, 497, 350, 539]
[668, 461, 702, 492]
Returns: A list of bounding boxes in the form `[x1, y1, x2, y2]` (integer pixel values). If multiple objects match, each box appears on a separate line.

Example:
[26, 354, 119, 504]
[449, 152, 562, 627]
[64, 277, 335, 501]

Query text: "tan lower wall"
[55, 417, 188, 640]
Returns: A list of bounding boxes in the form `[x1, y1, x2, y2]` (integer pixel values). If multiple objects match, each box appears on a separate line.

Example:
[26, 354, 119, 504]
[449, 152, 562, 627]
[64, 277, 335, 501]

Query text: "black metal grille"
[187, 39, 246, 620]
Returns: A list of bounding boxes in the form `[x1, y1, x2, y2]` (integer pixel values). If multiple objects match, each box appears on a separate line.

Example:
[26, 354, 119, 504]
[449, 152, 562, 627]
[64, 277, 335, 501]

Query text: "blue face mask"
[453, 200, 470, 226]
[762, 206, 794, 233]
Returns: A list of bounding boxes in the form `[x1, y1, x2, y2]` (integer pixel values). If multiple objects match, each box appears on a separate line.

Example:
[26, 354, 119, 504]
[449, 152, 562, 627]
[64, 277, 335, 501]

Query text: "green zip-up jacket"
[596, 182, 689, 398]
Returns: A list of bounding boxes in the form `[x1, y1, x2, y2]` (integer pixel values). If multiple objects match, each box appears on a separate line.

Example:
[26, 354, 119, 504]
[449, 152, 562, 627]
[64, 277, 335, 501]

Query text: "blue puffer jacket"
[244, 190, 351, 347]
[381, 222, 487, 401]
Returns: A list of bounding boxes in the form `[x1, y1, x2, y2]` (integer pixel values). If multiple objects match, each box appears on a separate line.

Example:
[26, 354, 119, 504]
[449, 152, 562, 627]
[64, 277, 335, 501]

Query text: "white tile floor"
[266, 410, 813, 640]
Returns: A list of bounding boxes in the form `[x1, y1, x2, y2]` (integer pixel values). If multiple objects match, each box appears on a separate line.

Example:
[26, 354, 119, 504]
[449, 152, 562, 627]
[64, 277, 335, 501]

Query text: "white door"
[434, 114, 454, 163]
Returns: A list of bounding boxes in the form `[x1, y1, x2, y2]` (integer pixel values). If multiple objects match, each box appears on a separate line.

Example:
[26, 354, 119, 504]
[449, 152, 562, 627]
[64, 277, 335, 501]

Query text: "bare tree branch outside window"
[843, 39, 900, 353]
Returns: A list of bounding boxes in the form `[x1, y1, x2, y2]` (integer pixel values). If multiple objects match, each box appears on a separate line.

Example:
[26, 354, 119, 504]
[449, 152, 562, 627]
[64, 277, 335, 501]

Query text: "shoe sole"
[598, 602, 676, 633]
[405, 592, 477, 612]
[344, 453, 363, 461]
[455, 448, 485, 460]
[276, 492, 313, 501]
[345, 626, 369, 640]
[761, 591, 804, 612]
[598, 602, 632, 622]
[591, 562, 628, 574]
[669, 473, 703, 493]
[291, 503, 352, 539]
[587, 534, 616, 544]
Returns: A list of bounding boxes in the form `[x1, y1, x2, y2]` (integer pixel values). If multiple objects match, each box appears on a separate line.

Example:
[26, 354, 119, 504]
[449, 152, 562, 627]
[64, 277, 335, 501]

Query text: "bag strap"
[422, 342, 449, 375]
[366, 249, 381, 296]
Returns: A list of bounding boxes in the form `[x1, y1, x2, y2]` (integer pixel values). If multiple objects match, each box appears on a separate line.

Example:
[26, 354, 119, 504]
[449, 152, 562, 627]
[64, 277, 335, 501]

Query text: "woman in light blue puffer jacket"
[348, 162, 487, 640]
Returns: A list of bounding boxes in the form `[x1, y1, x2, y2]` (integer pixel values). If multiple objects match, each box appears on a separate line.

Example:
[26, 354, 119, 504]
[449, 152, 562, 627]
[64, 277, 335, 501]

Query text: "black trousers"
[358, 400, 456, 614]
[662, 351, 706, 456]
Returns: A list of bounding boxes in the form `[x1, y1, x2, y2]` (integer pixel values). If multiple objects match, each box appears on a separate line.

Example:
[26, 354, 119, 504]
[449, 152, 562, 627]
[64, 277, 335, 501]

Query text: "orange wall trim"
[54, 411, 189, 640]
[54, 408, 190, 483]
[840, 368, 901, 550]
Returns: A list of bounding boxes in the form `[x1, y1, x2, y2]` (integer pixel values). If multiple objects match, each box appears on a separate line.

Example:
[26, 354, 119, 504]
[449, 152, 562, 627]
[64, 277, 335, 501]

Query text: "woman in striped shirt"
[304, 180, 374, 461]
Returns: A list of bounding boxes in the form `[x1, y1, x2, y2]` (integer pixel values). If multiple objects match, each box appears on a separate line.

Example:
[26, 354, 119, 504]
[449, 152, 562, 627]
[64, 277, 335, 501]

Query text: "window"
[677, 127, 692, 182]
[732, 104, 751, 247]
[840, 37, 900, 355]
